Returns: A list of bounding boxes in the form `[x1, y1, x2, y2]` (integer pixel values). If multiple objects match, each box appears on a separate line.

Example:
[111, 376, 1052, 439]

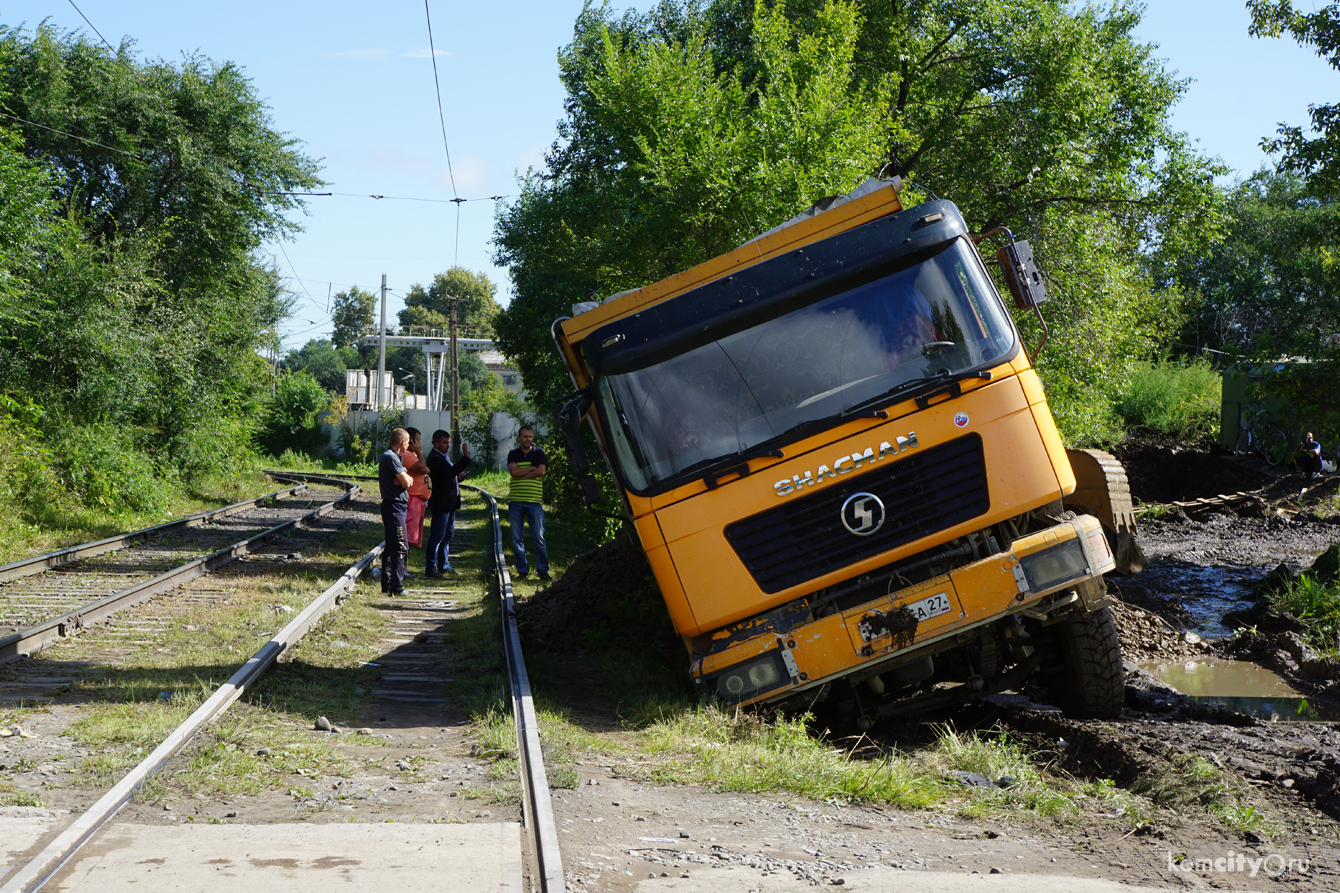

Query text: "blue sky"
[3, 1, 1336, 350]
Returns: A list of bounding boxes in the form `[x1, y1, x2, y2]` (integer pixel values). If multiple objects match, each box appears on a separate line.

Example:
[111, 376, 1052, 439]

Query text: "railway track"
[0, 477, 357, 668]
[0, 476, 565, 893]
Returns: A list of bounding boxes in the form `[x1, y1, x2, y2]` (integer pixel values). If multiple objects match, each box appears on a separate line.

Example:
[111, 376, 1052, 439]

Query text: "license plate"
[906, 592, 952, 622]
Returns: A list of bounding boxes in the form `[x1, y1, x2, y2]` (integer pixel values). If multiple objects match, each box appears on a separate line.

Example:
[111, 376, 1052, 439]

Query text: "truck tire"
[1051, 606, 1124, 719]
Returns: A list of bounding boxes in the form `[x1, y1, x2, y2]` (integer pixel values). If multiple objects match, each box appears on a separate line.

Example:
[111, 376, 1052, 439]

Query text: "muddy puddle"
[1138, 657, 1335, 721]
[1134, 559, 1264, 637]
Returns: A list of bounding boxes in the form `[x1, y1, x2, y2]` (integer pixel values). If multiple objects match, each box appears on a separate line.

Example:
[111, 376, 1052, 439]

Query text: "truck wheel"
[1051, 606, 1124, 719]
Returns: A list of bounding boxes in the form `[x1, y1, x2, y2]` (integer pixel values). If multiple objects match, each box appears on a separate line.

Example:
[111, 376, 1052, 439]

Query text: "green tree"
[259, 371, 329, 456]
[1158, 169, 1340, 357]
[403, 266, 501, 337]
[458, 351, 494, 398]
[283, 339, 348, 392]
[494, 0, 1221, 446]
[0, 24, 321, 450]
[396, 303, 451, 333]
[0, 24, 321, 291]
[1249, 0, 1340, 195]
[494, 0, 889, 417]
[332, 285, 376, 348]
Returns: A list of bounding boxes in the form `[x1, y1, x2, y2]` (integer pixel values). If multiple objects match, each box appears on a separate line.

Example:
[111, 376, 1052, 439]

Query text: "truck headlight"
[1019, 539, 1088, 593]
[713, 651, 790, 703]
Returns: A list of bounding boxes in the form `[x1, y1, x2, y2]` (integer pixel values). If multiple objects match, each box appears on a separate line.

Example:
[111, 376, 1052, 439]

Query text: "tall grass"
[1273, 574, 1340, 658]
[1114, 358, 1221, 441]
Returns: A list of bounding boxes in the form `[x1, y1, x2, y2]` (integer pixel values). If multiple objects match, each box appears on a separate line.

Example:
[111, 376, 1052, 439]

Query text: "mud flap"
[1064, 448, 1145, 574]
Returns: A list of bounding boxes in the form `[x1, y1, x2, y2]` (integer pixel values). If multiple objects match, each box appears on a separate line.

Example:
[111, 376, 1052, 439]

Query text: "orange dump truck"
[551, 179, 1139, 726]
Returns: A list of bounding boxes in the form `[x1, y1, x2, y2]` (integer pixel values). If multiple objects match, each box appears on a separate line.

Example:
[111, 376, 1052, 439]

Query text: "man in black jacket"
[425, 429, 471, 577]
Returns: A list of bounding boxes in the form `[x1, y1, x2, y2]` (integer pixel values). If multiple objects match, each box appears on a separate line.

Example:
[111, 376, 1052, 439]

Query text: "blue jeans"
[508, 501, 547, 575]
[425, 507, 456, 572]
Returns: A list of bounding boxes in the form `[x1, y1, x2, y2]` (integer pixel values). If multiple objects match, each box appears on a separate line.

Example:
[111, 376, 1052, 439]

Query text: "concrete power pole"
[449, 297, 460, 451]
[376, 273, 388, 412]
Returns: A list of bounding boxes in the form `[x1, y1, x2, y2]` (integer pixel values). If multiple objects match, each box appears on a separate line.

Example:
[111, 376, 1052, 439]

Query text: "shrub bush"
[1114, 358, 1221, 441]
[258, 371, 329, 456]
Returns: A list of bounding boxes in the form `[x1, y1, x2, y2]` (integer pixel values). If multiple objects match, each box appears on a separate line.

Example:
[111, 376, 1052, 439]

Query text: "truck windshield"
[596, 237, 1017, 492]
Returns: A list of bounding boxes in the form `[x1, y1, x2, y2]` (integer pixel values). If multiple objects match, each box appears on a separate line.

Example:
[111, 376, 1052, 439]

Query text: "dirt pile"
[1111, 435, 1269, 503]
[514, 535, 680, 663]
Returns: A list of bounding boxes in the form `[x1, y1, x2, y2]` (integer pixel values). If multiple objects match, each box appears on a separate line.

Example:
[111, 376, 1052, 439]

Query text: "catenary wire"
[66, 0, 116, 52]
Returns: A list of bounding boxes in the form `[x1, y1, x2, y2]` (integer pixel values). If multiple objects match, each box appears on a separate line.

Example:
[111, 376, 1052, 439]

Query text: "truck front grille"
[724, 434, 989, 593]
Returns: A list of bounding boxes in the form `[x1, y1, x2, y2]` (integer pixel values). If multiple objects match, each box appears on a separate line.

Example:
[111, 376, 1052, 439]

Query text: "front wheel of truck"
[1050, 605, 1124, 719]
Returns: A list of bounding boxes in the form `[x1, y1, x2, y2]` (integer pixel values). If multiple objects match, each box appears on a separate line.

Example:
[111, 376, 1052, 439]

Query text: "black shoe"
[389, 588, 406, 596]
[516, 571, 529, 580]
[538, 571, 551, 582]
[425, 568, 444, 579]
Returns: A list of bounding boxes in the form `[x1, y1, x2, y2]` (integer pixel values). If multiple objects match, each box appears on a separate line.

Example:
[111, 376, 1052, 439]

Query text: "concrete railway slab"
[43, 821, 523, 892]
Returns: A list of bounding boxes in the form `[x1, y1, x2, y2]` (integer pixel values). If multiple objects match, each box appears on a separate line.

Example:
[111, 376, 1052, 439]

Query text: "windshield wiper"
[845, 369, 991, 416]
[664, 446, 786, 491]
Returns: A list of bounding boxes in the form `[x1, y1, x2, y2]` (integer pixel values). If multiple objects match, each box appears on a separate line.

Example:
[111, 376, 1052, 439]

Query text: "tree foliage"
[283, 339, 348, 392]
[494, 0, 1221, 450]
[0, 23, 321, 493]
[1158, 169, 1340, 357]
[402, 266, 501, 336]
[494, 0, 890, 416]
[332, 285, 376, 348]
[1249, 0, 1340, 196]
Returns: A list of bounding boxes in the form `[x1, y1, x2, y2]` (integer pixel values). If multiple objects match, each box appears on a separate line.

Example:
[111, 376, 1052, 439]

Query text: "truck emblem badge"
[841, 493, 885, 536]
[953, 412, 969, 428]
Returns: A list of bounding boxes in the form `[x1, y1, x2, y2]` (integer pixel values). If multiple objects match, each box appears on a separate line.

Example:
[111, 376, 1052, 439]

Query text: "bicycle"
[1235, 408, 1293, 467]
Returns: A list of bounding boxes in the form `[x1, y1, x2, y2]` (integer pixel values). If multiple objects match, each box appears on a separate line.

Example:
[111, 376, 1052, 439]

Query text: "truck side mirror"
[552, 389, 601, 506]
[996, 239, 1047, 310]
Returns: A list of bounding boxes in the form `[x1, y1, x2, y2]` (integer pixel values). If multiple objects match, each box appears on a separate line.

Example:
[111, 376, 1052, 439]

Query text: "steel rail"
[0, 540, 385, 893]
[0, 481, 311, 585]
[0, 482, 361, 664]
[464, 483, 566, 893]
[266, 468, 376, 482]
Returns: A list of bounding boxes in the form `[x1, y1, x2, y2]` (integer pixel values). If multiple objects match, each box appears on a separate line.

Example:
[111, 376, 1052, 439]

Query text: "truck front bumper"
[692, 514, 1116, 706]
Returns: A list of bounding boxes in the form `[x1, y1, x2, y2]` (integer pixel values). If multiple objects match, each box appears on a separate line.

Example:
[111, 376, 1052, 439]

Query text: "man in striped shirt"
[507, 425, 549, 581]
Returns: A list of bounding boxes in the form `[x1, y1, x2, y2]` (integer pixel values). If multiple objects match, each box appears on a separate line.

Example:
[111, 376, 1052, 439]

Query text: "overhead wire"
[66, 0, 115, 52]
[422, 0, 463, 265]
[0, 111, 143, 159]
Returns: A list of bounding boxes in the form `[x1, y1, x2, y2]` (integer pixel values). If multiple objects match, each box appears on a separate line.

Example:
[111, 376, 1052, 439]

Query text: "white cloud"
[402, 47, 455, 59]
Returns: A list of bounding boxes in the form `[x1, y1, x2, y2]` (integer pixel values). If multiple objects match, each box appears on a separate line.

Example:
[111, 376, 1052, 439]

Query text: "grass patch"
[1115, 358, 1222, 441]
[0, 793, 45, 807]
[1272, 573, 1340, 659]
[265, 450, 377, 477]
[1134, 754, 1271, 835]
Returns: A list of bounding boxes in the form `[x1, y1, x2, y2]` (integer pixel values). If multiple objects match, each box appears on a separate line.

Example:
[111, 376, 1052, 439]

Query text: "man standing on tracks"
[379, 428, 414, 595]
[425, 429, 471, 577]
[507, 425, 549, 581]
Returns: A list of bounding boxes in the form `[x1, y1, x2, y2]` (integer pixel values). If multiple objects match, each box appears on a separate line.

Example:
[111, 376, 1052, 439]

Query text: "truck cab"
[553, 179, 1129, 725]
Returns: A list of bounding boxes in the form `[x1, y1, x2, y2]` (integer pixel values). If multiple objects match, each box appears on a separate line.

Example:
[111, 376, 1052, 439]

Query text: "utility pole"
[376, 273, 388, 412]
[449, 296, 460, 454]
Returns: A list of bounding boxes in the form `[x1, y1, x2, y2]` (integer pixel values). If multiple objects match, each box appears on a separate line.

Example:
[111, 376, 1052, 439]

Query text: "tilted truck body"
[552, 180, 1135, 725]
